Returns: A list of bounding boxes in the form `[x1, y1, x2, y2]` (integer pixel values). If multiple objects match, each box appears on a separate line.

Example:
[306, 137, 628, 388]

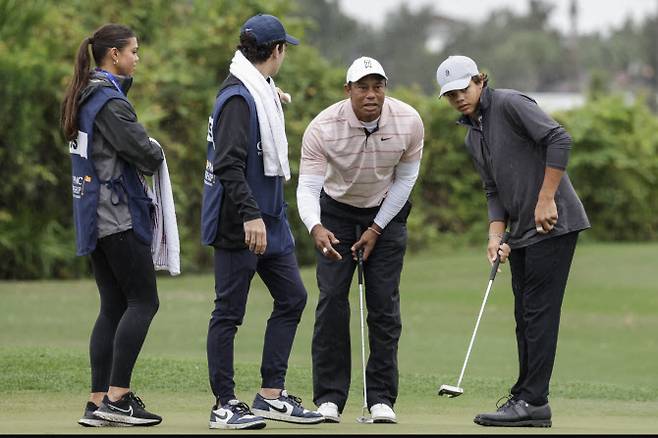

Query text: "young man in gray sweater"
[436, 55, 590, 428]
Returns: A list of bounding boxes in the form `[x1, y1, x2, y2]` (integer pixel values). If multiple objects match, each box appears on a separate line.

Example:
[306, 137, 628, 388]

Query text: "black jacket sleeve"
[95, 98, 164, 175]
[212, 95, 261, 222]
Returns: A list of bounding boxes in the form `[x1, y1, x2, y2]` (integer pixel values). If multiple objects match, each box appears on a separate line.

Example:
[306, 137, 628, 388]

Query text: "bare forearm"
[488, 220, 506, 237]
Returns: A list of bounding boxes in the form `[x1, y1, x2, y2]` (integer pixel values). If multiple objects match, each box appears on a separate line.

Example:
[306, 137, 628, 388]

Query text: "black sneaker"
[93, 392, 162, 426]
[251, 390, 324, 424]
[474, 398, 552, 427]
[78, 402, 127, 427]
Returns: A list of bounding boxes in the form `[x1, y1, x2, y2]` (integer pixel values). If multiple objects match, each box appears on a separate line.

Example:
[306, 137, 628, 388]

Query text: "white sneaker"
[317, 402, 341, 423]
[370, 403, 397, 423]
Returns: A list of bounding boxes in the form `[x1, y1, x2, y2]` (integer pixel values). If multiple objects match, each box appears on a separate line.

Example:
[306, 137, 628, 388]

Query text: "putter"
[354, 225, 374, 424]
[438, 232, 511, 398]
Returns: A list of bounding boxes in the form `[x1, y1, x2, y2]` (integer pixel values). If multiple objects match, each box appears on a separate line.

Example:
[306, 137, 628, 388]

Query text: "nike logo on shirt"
[381, 137, 392, 141]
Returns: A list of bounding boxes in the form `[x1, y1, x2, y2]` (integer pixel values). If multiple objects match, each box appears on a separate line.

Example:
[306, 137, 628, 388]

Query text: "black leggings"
[89, 230, 159, 392]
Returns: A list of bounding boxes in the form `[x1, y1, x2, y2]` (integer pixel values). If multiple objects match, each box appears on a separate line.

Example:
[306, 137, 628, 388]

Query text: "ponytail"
[61, 37, 93, 140]
[60, 24, 135, 141]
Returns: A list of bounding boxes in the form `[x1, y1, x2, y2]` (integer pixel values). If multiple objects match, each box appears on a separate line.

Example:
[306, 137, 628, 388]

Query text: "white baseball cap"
[436, 55, 479, 97]
[346, 56, 388, 83]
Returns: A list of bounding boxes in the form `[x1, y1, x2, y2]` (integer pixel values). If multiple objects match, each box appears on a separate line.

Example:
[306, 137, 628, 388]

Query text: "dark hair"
[61, 24, 135, 140]
[237, 31, 285, 64]
[472, 73, 489, 87]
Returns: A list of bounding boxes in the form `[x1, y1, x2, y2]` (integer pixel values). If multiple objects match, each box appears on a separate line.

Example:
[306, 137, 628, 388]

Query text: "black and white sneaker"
[209, 399, 266, 430]
[251, 390, 324, 424]
[78, 402, 128, 427]
[93, 392, 162, 426]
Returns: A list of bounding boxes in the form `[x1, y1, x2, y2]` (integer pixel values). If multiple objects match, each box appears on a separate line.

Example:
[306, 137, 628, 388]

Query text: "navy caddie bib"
[69, 80, 153, 256]
[201, 83, 294, 256]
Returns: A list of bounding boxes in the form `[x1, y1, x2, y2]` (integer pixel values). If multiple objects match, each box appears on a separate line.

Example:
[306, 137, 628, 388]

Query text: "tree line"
[1, 0, 657, 279]
[298, 0, 658, 101]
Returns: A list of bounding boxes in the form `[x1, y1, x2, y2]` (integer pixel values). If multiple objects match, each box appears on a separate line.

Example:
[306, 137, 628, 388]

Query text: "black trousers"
[207, 249, 307, 406]
[312, 194, 409, 411]
[89, 229, 159, 392]
[508, 231, 579, 405]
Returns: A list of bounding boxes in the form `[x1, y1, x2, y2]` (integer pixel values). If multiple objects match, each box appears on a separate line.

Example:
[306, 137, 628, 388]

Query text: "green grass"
[1, 242, 657, 434]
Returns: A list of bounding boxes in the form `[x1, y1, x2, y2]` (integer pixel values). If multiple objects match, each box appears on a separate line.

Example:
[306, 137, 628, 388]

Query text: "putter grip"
[489, 232, 511, 281]
[355, 224, 364, 283]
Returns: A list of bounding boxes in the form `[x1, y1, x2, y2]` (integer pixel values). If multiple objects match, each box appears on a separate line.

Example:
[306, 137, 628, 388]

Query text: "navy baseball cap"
[241, 14, 299, 46]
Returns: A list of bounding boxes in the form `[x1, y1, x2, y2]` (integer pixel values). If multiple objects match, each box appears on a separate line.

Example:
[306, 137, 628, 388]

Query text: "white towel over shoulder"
[148, 138, 181, 276]
[229, 50, 291, 181]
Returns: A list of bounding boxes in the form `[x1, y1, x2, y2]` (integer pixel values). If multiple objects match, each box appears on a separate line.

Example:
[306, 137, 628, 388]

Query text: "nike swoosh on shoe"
[109, 405, 133, 416]
[265, 400, 291, 414]
[215, 411, 230, 420]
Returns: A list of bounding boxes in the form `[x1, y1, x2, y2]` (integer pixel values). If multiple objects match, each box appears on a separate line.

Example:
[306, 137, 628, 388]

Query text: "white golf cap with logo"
[346, 56, 388, 83]
[436, 55, 480, 97]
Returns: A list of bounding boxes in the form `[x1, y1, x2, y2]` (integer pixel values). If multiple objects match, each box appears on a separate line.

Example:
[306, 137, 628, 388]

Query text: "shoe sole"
[474, 417, 552, 427]
[209, 420, 267, 430]
[93, 411, 162, 426]
[251, 408, 325, 424]
[372, 417, 398, 424]
[322, 416, 341, 423]
[78, 418, 130, 427]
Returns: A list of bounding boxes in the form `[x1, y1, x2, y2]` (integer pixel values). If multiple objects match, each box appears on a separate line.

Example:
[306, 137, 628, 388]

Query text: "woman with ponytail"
[61, 24, 164, 427]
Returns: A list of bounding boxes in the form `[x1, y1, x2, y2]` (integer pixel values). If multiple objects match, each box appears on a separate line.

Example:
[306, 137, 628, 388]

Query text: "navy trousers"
[207, 248, 307, 405]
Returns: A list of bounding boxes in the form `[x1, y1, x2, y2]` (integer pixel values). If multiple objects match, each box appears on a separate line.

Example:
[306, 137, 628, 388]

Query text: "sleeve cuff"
[487, 197, 507, 222]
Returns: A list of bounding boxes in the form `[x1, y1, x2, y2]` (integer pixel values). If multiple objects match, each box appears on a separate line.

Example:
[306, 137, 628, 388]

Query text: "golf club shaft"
[456, 278, 494, 388]
[455, 231, 510, 388]
[356, 224, 368, 412]
[358, 281, 367, 411]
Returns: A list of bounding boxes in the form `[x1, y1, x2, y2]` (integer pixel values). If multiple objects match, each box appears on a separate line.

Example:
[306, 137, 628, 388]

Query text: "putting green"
[1, 242, 657, 434]
[2, 391, 657, 434]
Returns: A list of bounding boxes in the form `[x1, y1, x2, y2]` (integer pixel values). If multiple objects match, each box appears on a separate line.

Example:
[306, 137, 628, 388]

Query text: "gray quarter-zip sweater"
[459, 86, 590, 249]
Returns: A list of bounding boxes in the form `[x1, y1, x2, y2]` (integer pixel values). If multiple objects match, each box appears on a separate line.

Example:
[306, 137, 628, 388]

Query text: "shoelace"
[495, 394, 515, 411]
[127, 392, 146, 409]
[230, 401, 254, 416]
[282, 393, 303, 407]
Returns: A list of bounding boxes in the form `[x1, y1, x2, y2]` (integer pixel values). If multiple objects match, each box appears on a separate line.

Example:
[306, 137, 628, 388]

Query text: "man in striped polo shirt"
[296, 56, 424, 424]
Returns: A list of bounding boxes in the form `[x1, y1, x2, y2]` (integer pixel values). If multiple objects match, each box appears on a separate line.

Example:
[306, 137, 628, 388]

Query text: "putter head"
[438, 384, 464, 398]
[356, 406, 373, 424]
